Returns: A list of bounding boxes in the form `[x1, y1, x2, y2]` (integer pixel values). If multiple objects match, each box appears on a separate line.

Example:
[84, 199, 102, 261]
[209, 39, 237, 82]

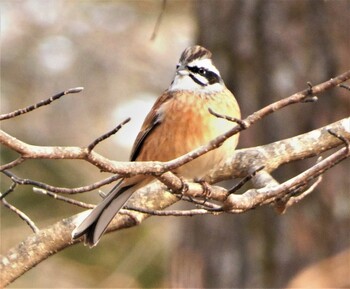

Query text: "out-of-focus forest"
[1, 0, 349, 288]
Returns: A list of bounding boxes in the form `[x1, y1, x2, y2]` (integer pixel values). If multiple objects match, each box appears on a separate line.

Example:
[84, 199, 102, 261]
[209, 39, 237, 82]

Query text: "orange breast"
[137, 89, 240, 178]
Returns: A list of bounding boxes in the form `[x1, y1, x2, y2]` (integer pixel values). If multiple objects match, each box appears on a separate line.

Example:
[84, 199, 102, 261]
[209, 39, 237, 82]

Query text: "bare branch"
[282, 175, 323, 211]
[338, 83, 350, 91]
[328, 128, 350, 147]
[163, 70, 350, 172]
[0, 194, 39, 233]
[33, 188, 95, 209]
[124, 206, 218, 216]
[0, 215, 83, 287]
[87, 117, 131, 152]
[0, 87, 84, 121]
[1, 118, 348, 206]
[224, 144, 350, 211]
[150, 0, 167, 41]
[1, 170, 122, 194]
[227, 165, 265, 194]
[0, 182, 17, 200]
[0, 132, 348, 286]
[0, 157, 25, 171]
[206, 117, 350, 184]
[1, 72, 350, 287]
[1, 71, 349, 177]
[208, 107, 247, 128]
[274, 156, 324, 213]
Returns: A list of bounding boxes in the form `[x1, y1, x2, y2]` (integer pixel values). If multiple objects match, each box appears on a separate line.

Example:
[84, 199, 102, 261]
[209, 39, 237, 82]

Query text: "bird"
[72, 45, 241, 247]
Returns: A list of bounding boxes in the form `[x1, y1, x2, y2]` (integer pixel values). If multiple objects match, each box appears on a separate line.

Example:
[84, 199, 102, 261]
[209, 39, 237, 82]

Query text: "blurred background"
[1, 0, 349, 288]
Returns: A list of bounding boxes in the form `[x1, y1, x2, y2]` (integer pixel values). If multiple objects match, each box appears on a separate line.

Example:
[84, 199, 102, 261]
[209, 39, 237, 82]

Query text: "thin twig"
[182, 195, 222, 210]
[0, 194, 39, 233]
[0, 157, 25, 171]
[273, 156, 323, 212]
[338, 83, 350, 91]
[124, 206, 218, 216]
[2, 170, 122, 194]
[150, 0, 166, 41]
[228, 166, 265, 194]
[208, 107, 247, 128]
[87, 117, 131, 152]
[0, 182, 17, 200]
[33, 188, 95, 209]
[0, 87, 84, 121]
[328, 128, 350, 148]
[283, 175, 323, 210]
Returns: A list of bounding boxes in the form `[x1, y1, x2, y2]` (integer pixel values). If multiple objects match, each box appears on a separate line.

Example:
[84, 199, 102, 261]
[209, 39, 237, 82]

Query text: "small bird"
[72, 45, 241, 246]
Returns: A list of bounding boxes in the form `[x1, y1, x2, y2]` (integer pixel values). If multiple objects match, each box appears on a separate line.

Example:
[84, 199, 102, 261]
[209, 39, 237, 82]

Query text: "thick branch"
[2, 118, 348, 198]
[205, 117, 350, 183]
[224, 145, 349, 210]
[1, 118, 349, 287]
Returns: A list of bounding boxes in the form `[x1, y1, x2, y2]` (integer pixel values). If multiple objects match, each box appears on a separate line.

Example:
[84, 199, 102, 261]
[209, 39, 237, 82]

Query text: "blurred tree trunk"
[172, 0, 350, 287]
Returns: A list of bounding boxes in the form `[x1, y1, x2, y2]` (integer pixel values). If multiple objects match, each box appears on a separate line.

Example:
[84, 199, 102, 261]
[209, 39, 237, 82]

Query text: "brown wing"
[129, 91, 173, 161]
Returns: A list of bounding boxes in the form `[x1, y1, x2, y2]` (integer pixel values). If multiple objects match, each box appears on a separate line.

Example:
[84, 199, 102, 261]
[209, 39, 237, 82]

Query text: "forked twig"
[225, 140, 350, 211]
[283, 175, 323, 210]
[2, 170, 122, 194]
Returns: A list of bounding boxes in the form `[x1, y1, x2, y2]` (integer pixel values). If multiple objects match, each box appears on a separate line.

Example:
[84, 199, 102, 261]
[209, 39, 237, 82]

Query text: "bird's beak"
[176, 65, 189, 76]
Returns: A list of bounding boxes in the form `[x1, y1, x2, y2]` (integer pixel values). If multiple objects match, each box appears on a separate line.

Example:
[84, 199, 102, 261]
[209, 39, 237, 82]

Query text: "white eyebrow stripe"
[186, 59, 221, 76]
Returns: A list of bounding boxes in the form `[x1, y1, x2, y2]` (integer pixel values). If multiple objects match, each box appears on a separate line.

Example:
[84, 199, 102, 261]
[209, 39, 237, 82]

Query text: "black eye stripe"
[187, 66, 204, 75]
[189, 73, 207, 86]
[187, 66, 221, 85]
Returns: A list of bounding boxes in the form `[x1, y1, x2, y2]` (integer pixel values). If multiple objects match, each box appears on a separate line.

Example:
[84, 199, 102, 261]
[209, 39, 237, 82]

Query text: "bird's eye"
[198, 68, 206, 75]
[176, 64, 180, 69]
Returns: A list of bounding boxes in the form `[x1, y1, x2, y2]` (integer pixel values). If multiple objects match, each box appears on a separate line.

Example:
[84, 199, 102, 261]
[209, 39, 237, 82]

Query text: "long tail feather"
[72, 181, 135, 247]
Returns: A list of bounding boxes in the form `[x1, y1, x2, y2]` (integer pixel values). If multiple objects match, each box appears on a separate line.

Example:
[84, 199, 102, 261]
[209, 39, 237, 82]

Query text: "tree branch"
[1, 71, 349, 286]
[1, 117, 349, 287]
[0, 87, 84, 121]
[150, 0, 167, 41]
[0, 194, 40, 234]
[87, 117, 131, 152]
[2, 166, 122, 194]
[33, 188, 95, 209]
[224, 142, 349, 211]
[1, 71, 349, 176]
